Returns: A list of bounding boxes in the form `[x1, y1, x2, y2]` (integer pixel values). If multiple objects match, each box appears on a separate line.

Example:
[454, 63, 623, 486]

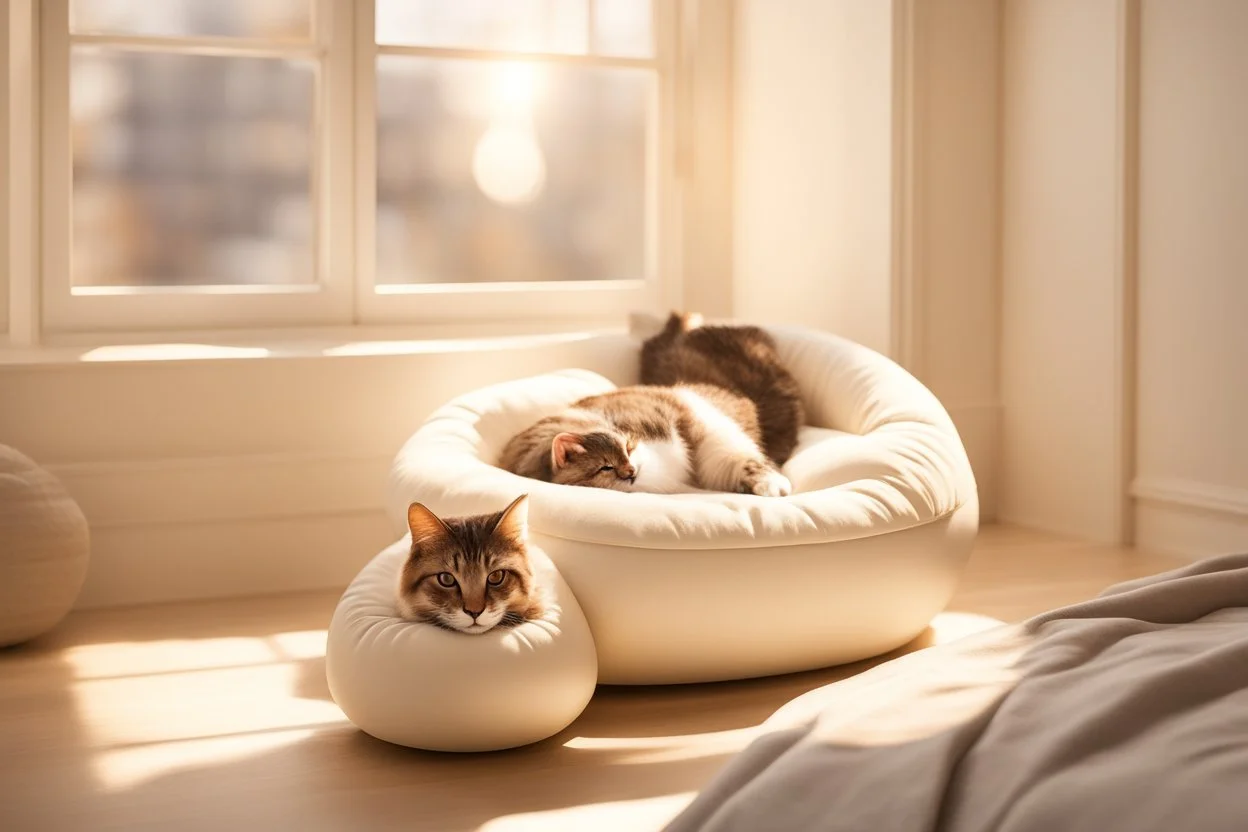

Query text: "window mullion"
[38, 0, 73, 338]
[316, 0, 357, 323]
[352, 0, 378, 322]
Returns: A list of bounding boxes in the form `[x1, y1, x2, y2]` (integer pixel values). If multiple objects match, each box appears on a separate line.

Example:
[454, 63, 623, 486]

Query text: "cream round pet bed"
[393, 325, 976, 680]
[327, 324, 977, 750]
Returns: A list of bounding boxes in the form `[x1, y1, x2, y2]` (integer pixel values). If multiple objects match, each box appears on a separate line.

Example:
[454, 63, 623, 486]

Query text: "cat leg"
[698, 445, 792, 497]
[677, 391, 792, 497]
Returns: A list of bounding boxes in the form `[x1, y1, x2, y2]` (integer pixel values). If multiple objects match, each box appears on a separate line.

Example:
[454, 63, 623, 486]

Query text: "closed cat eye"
[487, 570, 506, 586]
[435, 572, 457, 588]
[599, 465, 614, 473]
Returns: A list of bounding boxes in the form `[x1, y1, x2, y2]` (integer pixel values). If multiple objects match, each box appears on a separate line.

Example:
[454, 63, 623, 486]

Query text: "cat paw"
[751, 471, 792, 498]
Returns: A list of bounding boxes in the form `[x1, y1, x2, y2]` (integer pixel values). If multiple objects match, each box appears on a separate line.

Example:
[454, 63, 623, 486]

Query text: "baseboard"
[945, 402, 1000, 522]
[77, 510, 396, 609]
[1132, 477, 1248, 558]
[48, 451, 395, 529]
[1131, 477, 1248, 518]
[48, 452, 400, 609]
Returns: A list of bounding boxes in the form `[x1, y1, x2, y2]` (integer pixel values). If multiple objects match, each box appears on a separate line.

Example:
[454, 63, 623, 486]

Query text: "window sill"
[0, 320, 631, 368]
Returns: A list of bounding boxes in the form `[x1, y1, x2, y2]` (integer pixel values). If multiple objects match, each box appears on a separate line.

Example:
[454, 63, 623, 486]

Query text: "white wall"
[999, 0, 1133, 543]
[909, 0, 1002, 520]
[734, 0, 1002, 518]
[1132, 0, 1248, 555]
[999, 0, 1248, 554]
[733, 0, 896, 355]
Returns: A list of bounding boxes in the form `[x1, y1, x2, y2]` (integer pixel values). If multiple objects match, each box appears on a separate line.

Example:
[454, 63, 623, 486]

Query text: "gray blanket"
[665, 553, 1248, 832]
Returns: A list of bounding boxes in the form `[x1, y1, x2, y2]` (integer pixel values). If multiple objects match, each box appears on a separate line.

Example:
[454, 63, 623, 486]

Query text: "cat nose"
[619, 464, 636, 480]
[464, 607, 483, 619]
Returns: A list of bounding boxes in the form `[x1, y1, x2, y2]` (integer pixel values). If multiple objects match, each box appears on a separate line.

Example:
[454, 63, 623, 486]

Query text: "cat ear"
[551, 432, 587, 469]
[407, 502, 450, 547]
[493, 494, 529, 543]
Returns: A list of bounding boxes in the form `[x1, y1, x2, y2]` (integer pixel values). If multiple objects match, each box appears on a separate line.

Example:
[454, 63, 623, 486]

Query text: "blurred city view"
[69, 0, 653, 289]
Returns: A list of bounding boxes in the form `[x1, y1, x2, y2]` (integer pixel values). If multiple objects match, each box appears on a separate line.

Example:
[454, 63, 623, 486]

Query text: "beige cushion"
[326, 539, 597, 752]
[386, 325, 979, 684]
[0, 446, 90, 647]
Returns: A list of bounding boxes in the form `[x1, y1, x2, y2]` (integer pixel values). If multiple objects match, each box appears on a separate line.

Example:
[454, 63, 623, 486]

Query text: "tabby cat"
[498, 312, 803, 496]
[396, 495, 545, 634]
[641, 312, 804, 465]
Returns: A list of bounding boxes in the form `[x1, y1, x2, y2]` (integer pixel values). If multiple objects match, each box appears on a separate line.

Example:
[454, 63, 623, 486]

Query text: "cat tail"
[630, 310, 705, 342]
[662, 310, 705, 337]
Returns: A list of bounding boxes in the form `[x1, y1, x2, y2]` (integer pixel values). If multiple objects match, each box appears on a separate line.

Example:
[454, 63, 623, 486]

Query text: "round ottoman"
[326, 538, 597, 752]
[387, 325, 979, 685]
[0, 445, 90, 647]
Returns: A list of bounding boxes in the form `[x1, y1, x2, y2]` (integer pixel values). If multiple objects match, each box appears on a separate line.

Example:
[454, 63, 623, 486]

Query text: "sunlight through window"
[477, 792, 697, 832]
[65, 632, 344, 792]
[926, 610, 1005, 644]
[563, 726, 758, 765]
[65, 637, 281, 680]
[93, 728, 317, 791]
[79, 344, 271, 362]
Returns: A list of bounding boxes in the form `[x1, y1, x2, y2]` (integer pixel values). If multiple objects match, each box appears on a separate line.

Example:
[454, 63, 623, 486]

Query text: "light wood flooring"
[0, 526, 1187, 832]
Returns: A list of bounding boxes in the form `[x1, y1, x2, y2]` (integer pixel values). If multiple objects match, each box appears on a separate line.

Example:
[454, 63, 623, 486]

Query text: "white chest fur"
[629, 435, 694, 493]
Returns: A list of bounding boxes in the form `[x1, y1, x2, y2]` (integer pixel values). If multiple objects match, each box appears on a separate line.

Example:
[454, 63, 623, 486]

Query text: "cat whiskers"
[424, 614, 463, 633]
[498, 610, 528, 628]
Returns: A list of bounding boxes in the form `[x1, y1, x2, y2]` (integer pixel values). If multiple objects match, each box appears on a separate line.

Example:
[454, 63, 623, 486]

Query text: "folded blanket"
[665, 553, 1248, 832]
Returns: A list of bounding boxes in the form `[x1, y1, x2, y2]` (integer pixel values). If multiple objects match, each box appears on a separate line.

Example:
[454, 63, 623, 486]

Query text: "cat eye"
[435, 572, 457, 588]
[487, 570, 507, 586]
[599, 465, 614, 473]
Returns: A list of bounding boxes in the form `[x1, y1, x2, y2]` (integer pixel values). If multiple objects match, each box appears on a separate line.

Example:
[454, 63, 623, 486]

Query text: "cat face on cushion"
[396, 495, 545, 634]
[549, 430, 640, 490]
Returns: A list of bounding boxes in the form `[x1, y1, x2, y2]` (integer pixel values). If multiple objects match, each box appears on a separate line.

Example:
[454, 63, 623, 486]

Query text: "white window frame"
[0, 4, 8, 338]
[40, 0, 356, 333]
[2, 0, 39, 346]
[352, 0, 678, 327]
[26, 0, 686, 339]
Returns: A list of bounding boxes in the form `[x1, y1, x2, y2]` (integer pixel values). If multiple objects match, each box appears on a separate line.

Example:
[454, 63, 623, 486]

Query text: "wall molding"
[1131, 477, 1248, 519]
[48, 451, 395, 531]
[999, 0, 1141, 545]
[1114, 0, 1141, 543]
[45, 451, 399, 609]
[77, 511, 396, 610]
[1133, 477, 1248, 559]
[43, 451, 398, 608]
[890, 0, 921, 374]
[890, 0, 1001, 523]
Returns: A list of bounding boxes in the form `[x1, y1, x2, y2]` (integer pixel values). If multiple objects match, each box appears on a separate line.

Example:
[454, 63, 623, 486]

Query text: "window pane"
[71, 49, 316, 288]
[377, 0, 589, 54]
[593, 0, 653, 57]
[376, 57, 650, 285]
[71, 0, 311, 40]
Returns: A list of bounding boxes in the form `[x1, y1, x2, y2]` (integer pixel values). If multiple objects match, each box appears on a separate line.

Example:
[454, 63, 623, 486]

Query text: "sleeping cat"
[499, 313, 802, 496]
[396, 495, 545, 634]
[641, 311, 804, 464]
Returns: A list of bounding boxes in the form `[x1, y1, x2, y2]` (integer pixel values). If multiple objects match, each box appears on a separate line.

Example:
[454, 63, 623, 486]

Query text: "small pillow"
[326, 538, 598, 752]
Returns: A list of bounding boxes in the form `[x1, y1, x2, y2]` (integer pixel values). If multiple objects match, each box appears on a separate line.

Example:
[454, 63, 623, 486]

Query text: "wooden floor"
[0, 526, 1186, 832]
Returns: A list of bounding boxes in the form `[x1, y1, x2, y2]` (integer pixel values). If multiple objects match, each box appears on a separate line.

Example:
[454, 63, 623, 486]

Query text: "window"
[29, 0, 688, 337]
[0, 6, 9, 338]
